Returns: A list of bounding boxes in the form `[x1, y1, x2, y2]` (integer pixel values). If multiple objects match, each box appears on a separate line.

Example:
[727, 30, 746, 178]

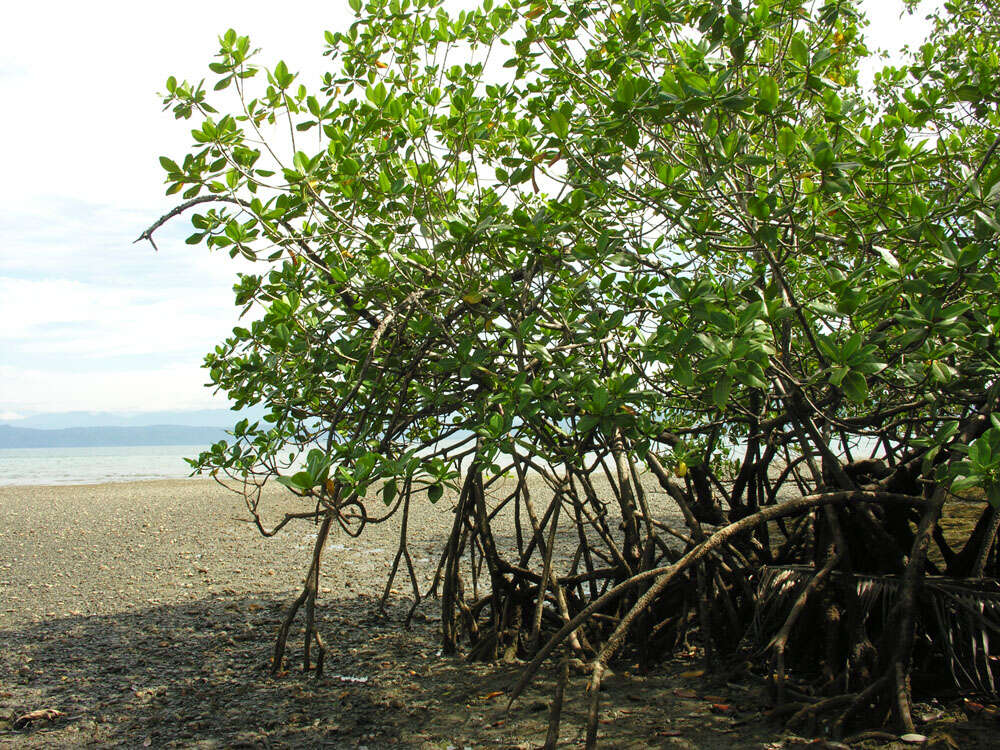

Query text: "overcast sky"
[0, 0, 939, 419]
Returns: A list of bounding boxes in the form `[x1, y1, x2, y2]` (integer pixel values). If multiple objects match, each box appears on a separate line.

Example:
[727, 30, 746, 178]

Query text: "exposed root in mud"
[251, 399, 1000, 744]
[272, 513, 333, 675]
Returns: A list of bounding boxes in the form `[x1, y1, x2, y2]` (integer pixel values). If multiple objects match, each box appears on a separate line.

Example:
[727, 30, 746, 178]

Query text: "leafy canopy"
[154, 0, 1000, 507]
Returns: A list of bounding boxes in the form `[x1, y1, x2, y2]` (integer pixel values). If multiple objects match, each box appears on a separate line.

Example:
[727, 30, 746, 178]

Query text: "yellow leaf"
[679, 669, 704, 678]
[326, 478, 337, 494]
[481, 690, 504, 700]
[375, 60, 388, 69]
[676, 461, 688, 478]
[462, 292, 483, 304]
[526, 4, 544, 19]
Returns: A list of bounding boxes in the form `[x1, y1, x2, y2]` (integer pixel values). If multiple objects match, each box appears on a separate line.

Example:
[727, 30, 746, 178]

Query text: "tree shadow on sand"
[5, 590, 995, 749]
[1, 592, 503, 747]
[0, 591, 731, 748]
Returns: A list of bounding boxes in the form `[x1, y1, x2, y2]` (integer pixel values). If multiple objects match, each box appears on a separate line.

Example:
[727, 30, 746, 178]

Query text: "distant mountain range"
[1, 408, 266, 430]
[0, 408, 268, 449]
[0, 424, 233, 449]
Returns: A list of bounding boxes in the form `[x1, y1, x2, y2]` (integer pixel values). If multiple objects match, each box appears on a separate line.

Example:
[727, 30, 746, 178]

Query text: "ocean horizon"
[0, 444, 210, 487]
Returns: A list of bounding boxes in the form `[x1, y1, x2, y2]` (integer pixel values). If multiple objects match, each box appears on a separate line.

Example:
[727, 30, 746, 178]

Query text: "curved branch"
[135, 194, 379, 326]
[506, 489, 928, 709]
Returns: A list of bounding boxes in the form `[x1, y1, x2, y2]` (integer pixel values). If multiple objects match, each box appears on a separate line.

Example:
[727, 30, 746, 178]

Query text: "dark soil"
[0, 480, 996, 748]
[0, 590, 778, 748]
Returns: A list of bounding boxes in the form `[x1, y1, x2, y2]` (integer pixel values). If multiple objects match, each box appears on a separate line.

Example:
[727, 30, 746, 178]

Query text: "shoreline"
[2, 471, 994, 747]
[0, 444, 217, 490]
[0, 471, 752, 749]
[0, 475, 208, 490]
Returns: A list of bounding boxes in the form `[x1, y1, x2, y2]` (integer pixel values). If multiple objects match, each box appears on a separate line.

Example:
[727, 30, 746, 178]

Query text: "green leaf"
[382, 479, 397, 506]
[812, 141, 835, 171]
[788, 36, 809, 66]
[853, 361, 887, 375]
[284, 471, 314, 490]
[341, 157, 361, 176]
[428, 484, 443, 503]
[841, 333, 862, 361]
[777, 127, 797, 156]
[593, 387, 609, 413]
[756, 75, 779, 113]
[929, 360, 952, 383]
[950, 475, 981, 493]
[841, 371, 868, 403]
[615, 77, 636, 105]
[371, 256, 391, 279]
[955, 84, 981, 103]
[547, 111, 569, 140]
[829, 365, 849, 387]
[748, 196, 771, 219]
[274, 60, 291, 88]
[674, 358, 694, 387]
[367, 82, 388, 106]
[735, 363, 768, 389]
[874, 246, 899, 269]
[712, 375, 733, 409]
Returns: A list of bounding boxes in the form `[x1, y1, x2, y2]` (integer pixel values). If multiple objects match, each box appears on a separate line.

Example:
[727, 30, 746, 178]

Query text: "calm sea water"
[0, 445, 209, 487]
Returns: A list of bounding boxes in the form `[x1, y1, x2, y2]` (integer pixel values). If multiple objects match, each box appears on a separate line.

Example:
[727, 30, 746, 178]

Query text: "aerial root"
[543, 656, 570, 750]
[379, 490, 423, 628]
[786, 693, 857, 736]
[771, 543, 841, 704]
[272, 513, 333, 676]
[584, 661, 606, 750]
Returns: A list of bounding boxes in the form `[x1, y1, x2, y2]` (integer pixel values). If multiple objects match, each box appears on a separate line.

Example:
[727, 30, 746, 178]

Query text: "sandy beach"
[0, 478, 456, 627]
[3, 479, 992, 748]
[0, 477, 761, 748]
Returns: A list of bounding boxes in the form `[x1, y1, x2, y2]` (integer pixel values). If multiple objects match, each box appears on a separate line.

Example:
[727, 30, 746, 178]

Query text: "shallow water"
[0, 445, 207, 486]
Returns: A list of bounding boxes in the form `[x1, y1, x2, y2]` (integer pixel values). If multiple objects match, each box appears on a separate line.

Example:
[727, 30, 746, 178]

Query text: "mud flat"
[0, 479, 992, 747]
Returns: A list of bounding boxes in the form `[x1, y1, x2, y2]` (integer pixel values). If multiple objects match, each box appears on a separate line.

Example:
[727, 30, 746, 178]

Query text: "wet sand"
[0, 478, 739, 748]
[3, 479, 991, 748]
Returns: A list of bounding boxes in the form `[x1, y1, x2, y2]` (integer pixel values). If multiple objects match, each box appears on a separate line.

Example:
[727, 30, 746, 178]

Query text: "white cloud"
[0, 276, 241, 359]
[858, 1, 942, 87]
[0, 0, 945, 416]
[0, 1, 355, 213]
[0, 363, 226, 414]
[0, 0, 939, 213]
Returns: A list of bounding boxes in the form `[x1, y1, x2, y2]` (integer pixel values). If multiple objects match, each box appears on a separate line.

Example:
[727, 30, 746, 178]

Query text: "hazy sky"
[0, 0, 939, 419]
